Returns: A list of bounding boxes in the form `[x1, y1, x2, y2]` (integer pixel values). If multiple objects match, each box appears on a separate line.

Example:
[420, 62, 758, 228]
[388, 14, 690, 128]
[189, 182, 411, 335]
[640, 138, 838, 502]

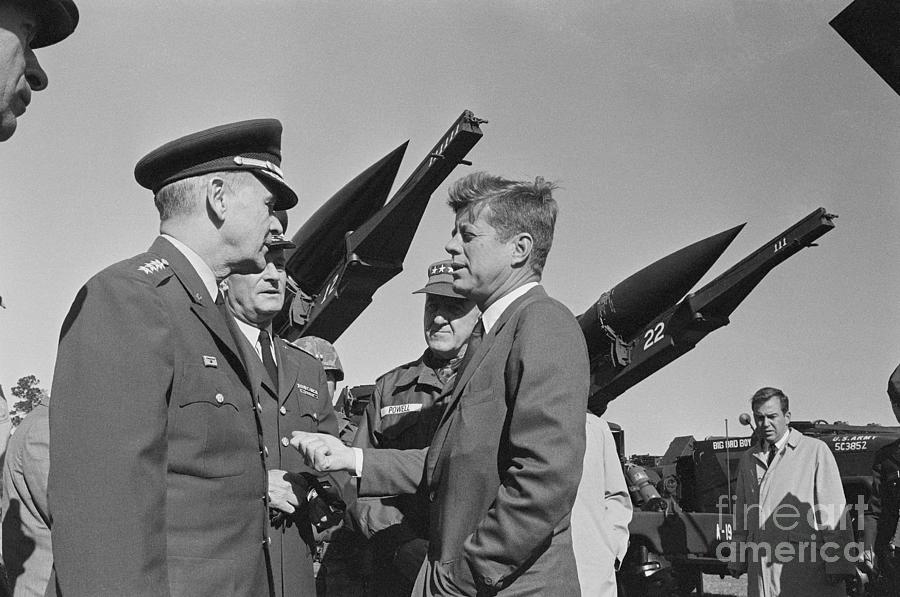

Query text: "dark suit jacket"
[236, 329, 342, 597]
[48, 237, 273, 597]
[361, 286, 589, 595]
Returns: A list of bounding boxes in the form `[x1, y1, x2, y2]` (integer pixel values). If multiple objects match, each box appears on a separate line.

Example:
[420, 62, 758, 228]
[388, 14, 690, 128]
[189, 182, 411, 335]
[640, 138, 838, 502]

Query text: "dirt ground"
[702, 573, 747, 596]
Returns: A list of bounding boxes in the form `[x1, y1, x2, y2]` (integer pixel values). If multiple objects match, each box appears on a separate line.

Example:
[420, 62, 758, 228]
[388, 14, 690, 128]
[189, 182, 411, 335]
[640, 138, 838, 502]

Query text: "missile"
[274, 110, 486, 343]
[578, 224, 743, 362]
[831, 0, 900, 97]
[284, 143, 407, 296]
[585, 208, 837, 414]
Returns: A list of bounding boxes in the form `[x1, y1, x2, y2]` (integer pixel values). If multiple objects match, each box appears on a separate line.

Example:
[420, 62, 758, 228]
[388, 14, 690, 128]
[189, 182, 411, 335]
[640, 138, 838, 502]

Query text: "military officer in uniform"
[349, 259, 479, 596]
[48, 119, 298, 597]
[862, 363, 900, 591]
[223, 218, 346, 597]
[0, 0, 78, 141]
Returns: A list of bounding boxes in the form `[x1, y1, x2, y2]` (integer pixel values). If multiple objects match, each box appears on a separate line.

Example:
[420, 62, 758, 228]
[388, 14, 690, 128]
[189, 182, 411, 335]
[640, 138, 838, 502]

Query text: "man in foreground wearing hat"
[0, 0, 78, 141]
[48, 119, 298, 597]
[349, 260, 479, 596]
[222, 219, 346, 597]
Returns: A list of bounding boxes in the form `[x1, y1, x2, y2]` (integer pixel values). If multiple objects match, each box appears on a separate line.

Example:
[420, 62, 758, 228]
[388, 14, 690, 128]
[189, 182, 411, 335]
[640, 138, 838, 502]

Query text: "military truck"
[614, 419, 900, 596]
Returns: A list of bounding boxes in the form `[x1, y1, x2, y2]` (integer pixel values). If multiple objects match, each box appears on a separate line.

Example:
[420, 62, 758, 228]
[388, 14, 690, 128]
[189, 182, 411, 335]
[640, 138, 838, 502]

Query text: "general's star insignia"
[138, 258, 169, 275]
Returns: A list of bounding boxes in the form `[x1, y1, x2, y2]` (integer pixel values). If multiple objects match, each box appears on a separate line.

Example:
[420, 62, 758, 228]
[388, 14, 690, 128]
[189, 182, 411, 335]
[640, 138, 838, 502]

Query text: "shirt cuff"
[352, 447, 364, 477]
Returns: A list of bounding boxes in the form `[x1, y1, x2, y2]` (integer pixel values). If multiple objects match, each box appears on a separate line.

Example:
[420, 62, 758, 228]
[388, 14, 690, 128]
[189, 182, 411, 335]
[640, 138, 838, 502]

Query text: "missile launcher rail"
[585, 208, 837, 413]
[275, 110, 486, 343]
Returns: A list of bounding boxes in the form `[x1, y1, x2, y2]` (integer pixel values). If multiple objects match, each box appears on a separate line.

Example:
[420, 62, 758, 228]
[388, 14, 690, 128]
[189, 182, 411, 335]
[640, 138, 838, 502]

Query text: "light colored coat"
[2, 403, 51, 597]
[571, 414, 632, 597]
[731, 428, 856, 597]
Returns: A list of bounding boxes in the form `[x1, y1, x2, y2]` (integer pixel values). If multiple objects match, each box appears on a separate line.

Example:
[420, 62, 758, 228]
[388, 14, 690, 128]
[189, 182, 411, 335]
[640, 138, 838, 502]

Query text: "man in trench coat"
[728, 387, 856, 597]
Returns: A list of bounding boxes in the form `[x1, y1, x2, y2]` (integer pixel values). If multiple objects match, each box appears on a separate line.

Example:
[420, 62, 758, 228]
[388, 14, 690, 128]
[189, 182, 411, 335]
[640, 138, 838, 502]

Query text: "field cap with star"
[412, 260, 467, 299]
[134, 118, 298, 210]
[28, 0, 79, 48]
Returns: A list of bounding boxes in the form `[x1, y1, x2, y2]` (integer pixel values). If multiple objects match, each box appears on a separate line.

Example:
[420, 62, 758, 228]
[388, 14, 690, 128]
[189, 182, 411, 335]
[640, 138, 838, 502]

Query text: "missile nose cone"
[579, 223, 744, 348]
[285, 142, 407, 293]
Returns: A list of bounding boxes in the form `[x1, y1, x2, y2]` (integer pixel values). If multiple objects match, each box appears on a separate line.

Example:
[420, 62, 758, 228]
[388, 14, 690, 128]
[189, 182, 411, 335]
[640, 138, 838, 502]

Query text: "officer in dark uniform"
[348, 260, 479, 596]
[863, 363, 900, 591]
[48, 119, 298, 597]
[223, 221, 346, 597]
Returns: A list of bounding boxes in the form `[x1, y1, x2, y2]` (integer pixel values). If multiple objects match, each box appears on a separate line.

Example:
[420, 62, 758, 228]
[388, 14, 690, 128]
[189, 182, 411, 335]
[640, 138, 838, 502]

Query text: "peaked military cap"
[412, 260, 467, 299]
[267, 210, 296, 250]
[27, 0, 79, 48]
[134, 118, 298, 210]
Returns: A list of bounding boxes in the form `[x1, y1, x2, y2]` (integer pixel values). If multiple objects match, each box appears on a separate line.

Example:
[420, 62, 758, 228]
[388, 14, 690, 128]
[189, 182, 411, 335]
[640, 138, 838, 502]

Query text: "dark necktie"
[767, 443, 777, 467]
[258, 329, 278, 393]
[458, 319, 484, 377]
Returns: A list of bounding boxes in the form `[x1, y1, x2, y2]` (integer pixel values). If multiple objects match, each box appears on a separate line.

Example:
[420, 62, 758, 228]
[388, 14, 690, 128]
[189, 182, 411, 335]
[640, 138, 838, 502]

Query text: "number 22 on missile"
[643, 322, 665, 350]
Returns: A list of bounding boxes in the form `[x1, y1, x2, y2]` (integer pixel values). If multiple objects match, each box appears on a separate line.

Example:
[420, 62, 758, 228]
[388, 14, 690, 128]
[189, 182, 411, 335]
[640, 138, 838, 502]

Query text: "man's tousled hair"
[447, 172, 558, 274]
[751, 387, 789, 414]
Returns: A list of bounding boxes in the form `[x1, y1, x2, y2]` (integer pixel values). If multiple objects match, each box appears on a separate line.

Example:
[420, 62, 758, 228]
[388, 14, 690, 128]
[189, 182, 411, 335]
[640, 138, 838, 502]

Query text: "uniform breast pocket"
[169, 363, 250, 478]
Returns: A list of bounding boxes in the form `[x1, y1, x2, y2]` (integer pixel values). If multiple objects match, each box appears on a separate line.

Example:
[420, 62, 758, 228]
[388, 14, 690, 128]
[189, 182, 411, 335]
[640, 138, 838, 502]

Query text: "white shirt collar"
[232, 317, 275, 363]
[481, 282, 540, 334]
[160, 234, 219, 301]
[773, 428, 790, 452]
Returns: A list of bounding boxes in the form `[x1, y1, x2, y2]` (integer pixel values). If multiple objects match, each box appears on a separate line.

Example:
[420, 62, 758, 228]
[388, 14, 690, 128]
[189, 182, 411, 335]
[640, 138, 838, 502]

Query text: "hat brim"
[266, 238, 297, 251]
[254, 171, 298, 211]
[412, 282, 468, 299]
[31, 0, 79, 49]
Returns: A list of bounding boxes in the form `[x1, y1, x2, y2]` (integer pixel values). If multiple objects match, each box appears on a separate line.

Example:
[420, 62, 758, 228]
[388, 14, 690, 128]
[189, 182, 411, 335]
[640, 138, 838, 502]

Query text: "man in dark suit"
[48, 119, 298, 597]
[223, 223, 345, 597]
[293, 172, 589, 595]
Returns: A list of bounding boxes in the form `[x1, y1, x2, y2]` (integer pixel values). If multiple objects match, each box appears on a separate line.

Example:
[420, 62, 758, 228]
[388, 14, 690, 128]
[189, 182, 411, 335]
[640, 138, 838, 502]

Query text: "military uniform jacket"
[350, 351, 448, 540]
[48, 237, 272, 597]
[238, 331, 342, 597]
[865, 438, 900, 554]
[360, 286, 589, 596]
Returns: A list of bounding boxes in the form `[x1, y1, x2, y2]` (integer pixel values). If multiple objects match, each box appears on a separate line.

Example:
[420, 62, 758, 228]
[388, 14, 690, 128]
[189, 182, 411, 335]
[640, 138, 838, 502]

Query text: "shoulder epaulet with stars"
[137, 258, 169, 276]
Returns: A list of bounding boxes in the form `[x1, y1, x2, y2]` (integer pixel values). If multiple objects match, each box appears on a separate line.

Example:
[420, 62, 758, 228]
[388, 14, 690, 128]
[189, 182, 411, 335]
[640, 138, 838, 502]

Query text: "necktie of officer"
[258, 329, 278, 393]
[767, 443, 777, 467]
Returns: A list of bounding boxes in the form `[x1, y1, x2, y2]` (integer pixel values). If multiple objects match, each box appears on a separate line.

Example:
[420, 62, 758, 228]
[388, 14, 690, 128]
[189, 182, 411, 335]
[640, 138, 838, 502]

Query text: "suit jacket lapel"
[149, 238, 251, 388]
[427, 286, 546, 481]
[274, 338, 299, 405]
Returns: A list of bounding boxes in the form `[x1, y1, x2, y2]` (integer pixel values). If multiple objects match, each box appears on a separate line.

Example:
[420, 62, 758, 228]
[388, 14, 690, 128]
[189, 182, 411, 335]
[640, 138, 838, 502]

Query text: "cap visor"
[254, 171, 298, 210]
[412, 282, 467, 299]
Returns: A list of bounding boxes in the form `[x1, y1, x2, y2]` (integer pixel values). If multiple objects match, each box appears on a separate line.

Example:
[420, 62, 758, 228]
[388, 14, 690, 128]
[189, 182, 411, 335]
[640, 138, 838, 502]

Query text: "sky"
[1, 0, 898, 455]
